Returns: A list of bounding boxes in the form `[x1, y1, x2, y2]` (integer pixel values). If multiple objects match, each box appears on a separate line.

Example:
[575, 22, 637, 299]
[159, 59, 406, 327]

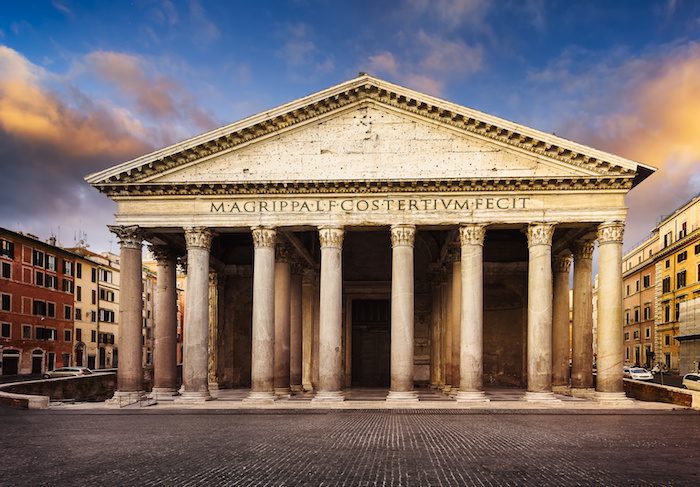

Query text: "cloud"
[368, 51, 399, 76]
[189, 0, 220, 45]
[276, 23, 335, 79]
[525, 43, 700, 248]
[51, 1, 74, 17]
[406, 0, 488, 30]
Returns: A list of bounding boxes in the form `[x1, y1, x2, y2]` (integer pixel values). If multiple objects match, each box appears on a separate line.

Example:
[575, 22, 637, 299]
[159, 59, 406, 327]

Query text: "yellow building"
[654, 194, 700, 372]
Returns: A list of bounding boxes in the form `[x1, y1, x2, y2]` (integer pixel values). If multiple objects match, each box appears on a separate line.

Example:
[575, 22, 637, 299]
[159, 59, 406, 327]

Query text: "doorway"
[351, 299, 390, 387]
[31, 350, 43, 374]
[2, 350, 19, 375]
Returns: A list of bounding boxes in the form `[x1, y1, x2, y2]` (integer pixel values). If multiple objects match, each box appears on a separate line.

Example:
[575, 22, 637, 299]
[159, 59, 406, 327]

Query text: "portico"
[87, 74, 654, 404]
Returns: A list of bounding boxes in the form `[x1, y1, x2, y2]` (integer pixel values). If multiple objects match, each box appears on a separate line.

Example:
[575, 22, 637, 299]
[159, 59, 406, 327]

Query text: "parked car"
[626, 367, 654, 381]
[42, 367, 93, 379]
[623, 365, 632, 378]
[682, 373, 700, 391]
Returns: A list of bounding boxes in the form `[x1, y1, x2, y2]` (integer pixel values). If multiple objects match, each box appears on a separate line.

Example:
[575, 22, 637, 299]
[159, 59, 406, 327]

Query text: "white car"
[627, 367, 654, 381]
[682, 373, 700, 391]
[42, 367, 93, 379]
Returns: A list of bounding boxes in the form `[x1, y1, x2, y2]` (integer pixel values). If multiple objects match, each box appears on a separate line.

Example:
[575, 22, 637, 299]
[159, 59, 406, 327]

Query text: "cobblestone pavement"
[2, 409, 699, 486]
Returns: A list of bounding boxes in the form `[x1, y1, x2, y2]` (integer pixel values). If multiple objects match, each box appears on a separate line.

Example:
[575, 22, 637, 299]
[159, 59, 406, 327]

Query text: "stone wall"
[0, 372, 116, 409]
[623, 379, 695, 408]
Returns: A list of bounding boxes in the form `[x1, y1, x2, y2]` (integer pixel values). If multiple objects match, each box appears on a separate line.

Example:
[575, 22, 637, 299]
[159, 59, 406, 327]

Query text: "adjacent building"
[0, 228, 76, 375]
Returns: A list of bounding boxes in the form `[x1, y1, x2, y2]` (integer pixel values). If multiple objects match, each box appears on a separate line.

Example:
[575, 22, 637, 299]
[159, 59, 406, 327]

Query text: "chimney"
[48, 236, 57, 246]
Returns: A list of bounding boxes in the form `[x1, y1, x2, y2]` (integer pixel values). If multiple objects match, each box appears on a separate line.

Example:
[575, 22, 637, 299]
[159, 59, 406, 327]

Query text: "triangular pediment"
[86, 74, 654, 193]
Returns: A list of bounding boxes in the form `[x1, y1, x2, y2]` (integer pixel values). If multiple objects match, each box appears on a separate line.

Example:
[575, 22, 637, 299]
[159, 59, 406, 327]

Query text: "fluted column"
[312, 274, 320, 390]
[551, 254, 572, 391]
[456, 224, 489, 402]
[450, 256, 461, 396]
[301, 269, 315, 391]
[245, 227, 277, 402]
[290, 264, 303, 393]
[207, 271, 219, 391]
[150, 245, 179, 400]
[525, 223, 558, 401]
[107, 225, 144, 402]
[429, 265, 442, 389]
[273, 244, 292, 398]
[571, 240, 595, 394]
[596, 222, 629, 402]
[313, 226, 345, 402]
[442, 268, 453, 393]
[387, 224, 418, 402]
[177, 227, 213, 402]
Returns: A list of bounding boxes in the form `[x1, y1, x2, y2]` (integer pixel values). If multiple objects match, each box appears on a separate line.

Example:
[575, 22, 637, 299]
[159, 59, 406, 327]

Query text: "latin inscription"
[210, 197, 531, 214]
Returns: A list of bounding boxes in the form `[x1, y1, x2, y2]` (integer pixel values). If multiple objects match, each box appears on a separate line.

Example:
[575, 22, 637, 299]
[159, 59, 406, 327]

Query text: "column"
[301, 269, 315, 391]
[551, 254, 572, 392]
[207, 271, 219, 391]
[150, 245, 179, 400]
[290, 264, 303, 392]
[312, 274, 320, 390]
[387, 224, 418, 401]
[442, 268, 453, 393]
[571, 239, 595, 395]
[456, 224, 489, 402]
[450, 255, 461, 396]
[525, 223, 559, 401]
[596, 222, 629, 402]
[177, 227, 213, 403]
[313, 226, 345, 402]
[245, 227, 277, 402]
[429, 265, 442, 389]
[273, 244, 292, 398]
[107, 225, 144, 402]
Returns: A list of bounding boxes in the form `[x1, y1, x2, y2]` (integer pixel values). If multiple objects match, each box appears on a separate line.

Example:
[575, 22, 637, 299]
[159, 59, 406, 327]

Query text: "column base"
[448, 387, 460, 398]
[386, 390, 419, 402]
[290, 384, 304, 393]
[106, 390, 144, 407]
[174, 391, 212, 404]
[208, 382, 220, 392]
[302, 383, 314, 392]
[441, 385, 452, 394]
[595, 391, 634, 405]
[150, 387, 179, 401]
[455, 390, 490, 403]
[243, 391, 276, 403]
[571, 387, 596, 399]
[312, 390, 345, 402]
[524, 391, 561, 402]
[552, 385, 571, 394]
[274, 387, 291, 399]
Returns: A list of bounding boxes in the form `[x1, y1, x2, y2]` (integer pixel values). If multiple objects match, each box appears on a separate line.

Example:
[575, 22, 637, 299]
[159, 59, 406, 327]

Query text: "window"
[32, 299, 46, 316]
[664, 303, 671, 322]
[625, 285, 630, 296]
[76, 328, 82, 342]
[679, 222, 687, 239]
[62, 260, 73, 276]
[99, 269, 112, 283]
[643, 275, 650, 288]
[665, 259, 670, 269]
[91, 330, 96, 342]
[64, 329, 72, 342]
[663, 232, 672, 248]
[75, 308, 82, 321]
[62, 353, 70, 367]
[676, 301, 681, 321]
[76, 286, 81, 302]
[1, 261, 10, 279]
[45, 255, 56, 271]
[47, 302, 55, 318]
[1, 293, 10, 311]
[643, 304, 651, 321]
[33, 249, 44, 267]
[0, 238, 15, 259]
[624, 310, 630, 325]
[678, 251, 687, 263]
[62, 279, 74, 293]
[662, 277, 671, 293]
[665, 334, 671, 346]
[626, 347, 630, 360]
[677, 270, 686, 288]
[91, 290, 96, 305]
[63, 305, 72, 320]
[45, 274, 57, 289]
[91, 268, 96, 283]
[1, 323, 10, 338]
[645, 327, 651, 339]
[22, 324, 31, 339]
[99, 289, 115, 302]
[90, 311, 96, 323]
[76, 262, 82, 279]
[35, 271, 44, 286]
[36, 327, 57, 341]
[624, 332, 630, 341]
[633, 330, 639, 340]
[695, 243, 700, 255]
[635, 280, 639, 292]
[99, 309, 115, 323]
[633, 307, 639, 323]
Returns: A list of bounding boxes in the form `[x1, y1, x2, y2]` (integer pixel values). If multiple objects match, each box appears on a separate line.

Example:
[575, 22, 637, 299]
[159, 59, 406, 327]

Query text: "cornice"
[86, 76, 649, 190]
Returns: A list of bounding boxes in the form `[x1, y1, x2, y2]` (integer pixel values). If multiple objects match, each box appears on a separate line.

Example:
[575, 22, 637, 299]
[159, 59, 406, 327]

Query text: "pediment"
[86, 74, 654, 194]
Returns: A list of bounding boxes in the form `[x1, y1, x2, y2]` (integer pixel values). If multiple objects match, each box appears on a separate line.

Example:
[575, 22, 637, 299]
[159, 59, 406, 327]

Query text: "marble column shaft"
[450, 258, 461, 392]
[596, 222, 625, 396]
[247, 227, 277, 401]
[301, 271, 315, 391]
[526, 223, 556, 398]
[572, 240, 595, 390]
[314, 226, 344, 401]
[429, 268, 442, 388]
[290, 270, 303, 392]
[179, 227, 213, 401]
[151, 246, 178, 398]
[551, 254, 572, 388]
[442, 272, 453, 391]
[273, 250, 292, 396]
[109, 225, 144, 395]
[457, 225, 489, 401]
[387, 224, 417, 401]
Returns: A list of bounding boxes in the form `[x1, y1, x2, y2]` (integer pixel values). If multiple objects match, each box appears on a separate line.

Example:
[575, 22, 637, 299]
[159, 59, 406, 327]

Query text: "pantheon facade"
[87, 74, 654, 404]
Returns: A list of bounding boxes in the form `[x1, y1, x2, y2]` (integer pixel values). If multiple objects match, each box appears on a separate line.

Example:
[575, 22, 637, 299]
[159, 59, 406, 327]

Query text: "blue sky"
[1, 0, 699, 252]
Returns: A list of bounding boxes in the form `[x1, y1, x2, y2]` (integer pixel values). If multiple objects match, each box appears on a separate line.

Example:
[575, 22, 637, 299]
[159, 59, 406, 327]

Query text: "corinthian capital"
[526, 223, 555, 247]
[390, 224, 416, 248]
[319, 226, 344, 249]
[553, 254, 572, 273]
[459, 224, 487, 246]
[597, 221, 624, 244]
[573, 240, 596, 260]
[108, 225, 143, 250]
[251, 227, 276, 249]
[184, 227, 213, 250]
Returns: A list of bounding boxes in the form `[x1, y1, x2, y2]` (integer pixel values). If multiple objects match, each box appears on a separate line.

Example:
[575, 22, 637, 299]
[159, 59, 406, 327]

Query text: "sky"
[1, 0, 699, 254]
